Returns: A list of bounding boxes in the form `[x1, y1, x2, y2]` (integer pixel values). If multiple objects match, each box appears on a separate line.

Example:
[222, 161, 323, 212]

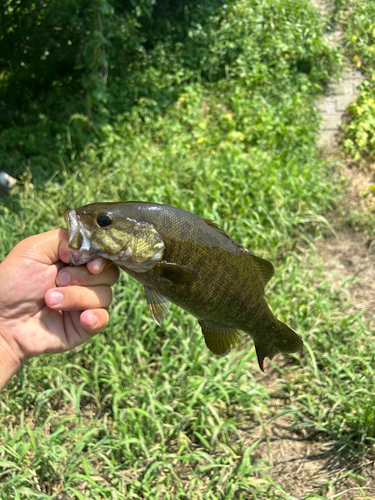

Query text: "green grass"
[0, 0, 374, 498]
[282, 0, 375, 467]
[283, 257, 375, 456]
[0, 300, 273, 499]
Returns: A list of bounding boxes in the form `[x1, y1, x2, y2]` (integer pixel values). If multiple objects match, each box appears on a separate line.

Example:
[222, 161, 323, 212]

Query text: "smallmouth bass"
[64, 202, 303, 370]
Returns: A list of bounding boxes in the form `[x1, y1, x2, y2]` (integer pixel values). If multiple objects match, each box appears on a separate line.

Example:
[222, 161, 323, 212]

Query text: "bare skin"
[0, 229, 120, 390]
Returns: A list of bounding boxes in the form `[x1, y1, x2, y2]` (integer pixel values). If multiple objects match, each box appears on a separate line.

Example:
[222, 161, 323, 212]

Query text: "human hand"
[0, 229, 119, 389]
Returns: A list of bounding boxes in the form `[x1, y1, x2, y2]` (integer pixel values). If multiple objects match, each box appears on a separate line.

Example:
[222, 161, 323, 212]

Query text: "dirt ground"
[247, 404, 375, 499]
[249, 367, 375, 500]
[247, 158, 375, 500]
[319, 160, 375, 324]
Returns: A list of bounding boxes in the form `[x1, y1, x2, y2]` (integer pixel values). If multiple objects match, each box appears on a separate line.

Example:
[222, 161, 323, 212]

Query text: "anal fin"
[198, 321, 239, 357]
[144, 286, 169, 326]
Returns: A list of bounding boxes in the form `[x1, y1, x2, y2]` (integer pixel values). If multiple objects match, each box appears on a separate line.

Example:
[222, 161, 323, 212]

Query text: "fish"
[64, 202, 303, 370]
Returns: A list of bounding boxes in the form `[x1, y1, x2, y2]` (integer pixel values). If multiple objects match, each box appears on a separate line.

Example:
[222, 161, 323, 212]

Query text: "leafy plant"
[336, 0, 375, 160]
[342, 77, 375, 160]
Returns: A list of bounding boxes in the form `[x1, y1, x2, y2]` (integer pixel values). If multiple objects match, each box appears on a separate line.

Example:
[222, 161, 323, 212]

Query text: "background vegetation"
[0, 0, 374, 498]
[334, 0, 375, 161]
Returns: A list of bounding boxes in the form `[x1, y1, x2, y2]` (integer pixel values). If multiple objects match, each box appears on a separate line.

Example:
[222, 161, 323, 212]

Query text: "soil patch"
[316, 227, 375, 323]
[250, 406, 375, 499]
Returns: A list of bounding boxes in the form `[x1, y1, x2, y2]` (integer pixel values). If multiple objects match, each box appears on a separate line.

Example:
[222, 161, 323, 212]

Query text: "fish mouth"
[64, 209, 96, 266]
[64, 209, 83, 250]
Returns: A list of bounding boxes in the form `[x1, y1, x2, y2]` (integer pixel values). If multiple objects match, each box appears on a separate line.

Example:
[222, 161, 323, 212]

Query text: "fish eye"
[97, 214, 112, 227]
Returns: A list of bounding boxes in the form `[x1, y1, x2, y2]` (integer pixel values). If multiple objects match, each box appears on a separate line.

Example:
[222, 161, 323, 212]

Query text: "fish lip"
[64, 209, 77, 244]
[64, 209, 82, 250]
[64, 208, 96, 266]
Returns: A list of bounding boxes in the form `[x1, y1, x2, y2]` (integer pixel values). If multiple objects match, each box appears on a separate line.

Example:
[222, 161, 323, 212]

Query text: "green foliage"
[342, 77, 375, 160]
[0, 303, 275, 498]
[336, 0, 375, 160]
[0, 0, 159, 117]
[0, 0, 88, 102]
[0, 0, 340, 178]
[325, 2, 375, 450]
[106, 0, 340, 118]
[337, 0, 375, 73]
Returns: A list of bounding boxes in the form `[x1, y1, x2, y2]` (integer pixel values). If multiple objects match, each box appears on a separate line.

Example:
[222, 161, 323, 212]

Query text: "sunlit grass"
[0, 275, 276, 499]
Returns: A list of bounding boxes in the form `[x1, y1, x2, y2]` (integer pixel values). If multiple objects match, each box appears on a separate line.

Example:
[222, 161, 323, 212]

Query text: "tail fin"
[255, 321, 303, 372]
[275, 320, 303, 353]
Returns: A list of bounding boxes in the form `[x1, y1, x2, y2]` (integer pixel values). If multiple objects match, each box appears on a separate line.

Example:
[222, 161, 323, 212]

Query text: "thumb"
[9, 229, 68, 266]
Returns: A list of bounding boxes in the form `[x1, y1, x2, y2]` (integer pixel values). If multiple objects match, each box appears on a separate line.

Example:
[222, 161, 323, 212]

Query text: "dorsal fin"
[250, 254, 275, 288]
[204, 219, 231, 239]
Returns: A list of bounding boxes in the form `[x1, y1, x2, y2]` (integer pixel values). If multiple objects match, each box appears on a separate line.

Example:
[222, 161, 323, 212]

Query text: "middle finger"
[56, 263, 119, 287]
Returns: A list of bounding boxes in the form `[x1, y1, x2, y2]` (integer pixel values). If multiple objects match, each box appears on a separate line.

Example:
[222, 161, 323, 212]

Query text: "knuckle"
[105, 287, 113, 304]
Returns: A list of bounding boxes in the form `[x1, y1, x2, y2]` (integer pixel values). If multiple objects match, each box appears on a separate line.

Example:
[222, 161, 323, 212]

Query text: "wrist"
[0, 333, 22, 391]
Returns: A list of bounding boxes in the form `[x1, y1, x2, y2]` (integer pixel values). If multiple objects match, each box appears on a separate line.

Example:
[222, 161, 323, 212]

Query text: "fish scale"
[64, 201, 303, 371]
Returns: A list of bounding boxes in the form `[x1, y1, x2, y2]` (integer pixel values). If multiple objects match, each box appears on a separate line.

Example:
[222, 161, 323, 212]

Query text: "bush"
[337, 0, 375, 160]
[342, 77, 375, 161]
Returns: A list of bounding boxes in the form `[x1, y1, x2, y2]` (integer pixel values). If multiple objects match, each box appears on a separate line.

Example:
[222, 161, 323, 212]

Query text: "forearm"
[0, 334, 22, 391]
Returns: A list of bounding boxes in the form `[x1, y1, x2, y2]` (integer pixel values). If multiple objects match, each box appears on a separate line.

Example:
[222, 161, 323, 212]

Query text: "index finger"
[59, 238, 114, 273]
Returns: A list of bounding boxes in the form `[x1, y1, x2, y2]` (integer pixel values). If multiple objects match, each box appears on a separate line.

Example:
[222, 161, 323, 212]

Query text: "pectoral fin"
[198, 321, 239, 357]
[156, 262, 198, 285]
[144, 286, 170, 326]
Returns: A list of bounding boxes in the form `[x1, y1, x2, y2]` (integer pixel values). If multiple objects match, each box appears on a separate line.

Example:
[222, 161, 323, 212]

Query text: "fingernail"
[90, 264, 101, 275]
[49, 291, 63, 305]
[88, 258, 107, 275]
[88, 312, 98, 329]
[58, 272, 71, 286]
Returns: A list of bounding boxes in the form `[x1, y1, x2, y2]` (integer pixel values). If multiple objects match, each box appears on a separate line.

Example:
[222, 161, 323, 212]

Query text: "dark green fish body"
[64, 202, 303, 370]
